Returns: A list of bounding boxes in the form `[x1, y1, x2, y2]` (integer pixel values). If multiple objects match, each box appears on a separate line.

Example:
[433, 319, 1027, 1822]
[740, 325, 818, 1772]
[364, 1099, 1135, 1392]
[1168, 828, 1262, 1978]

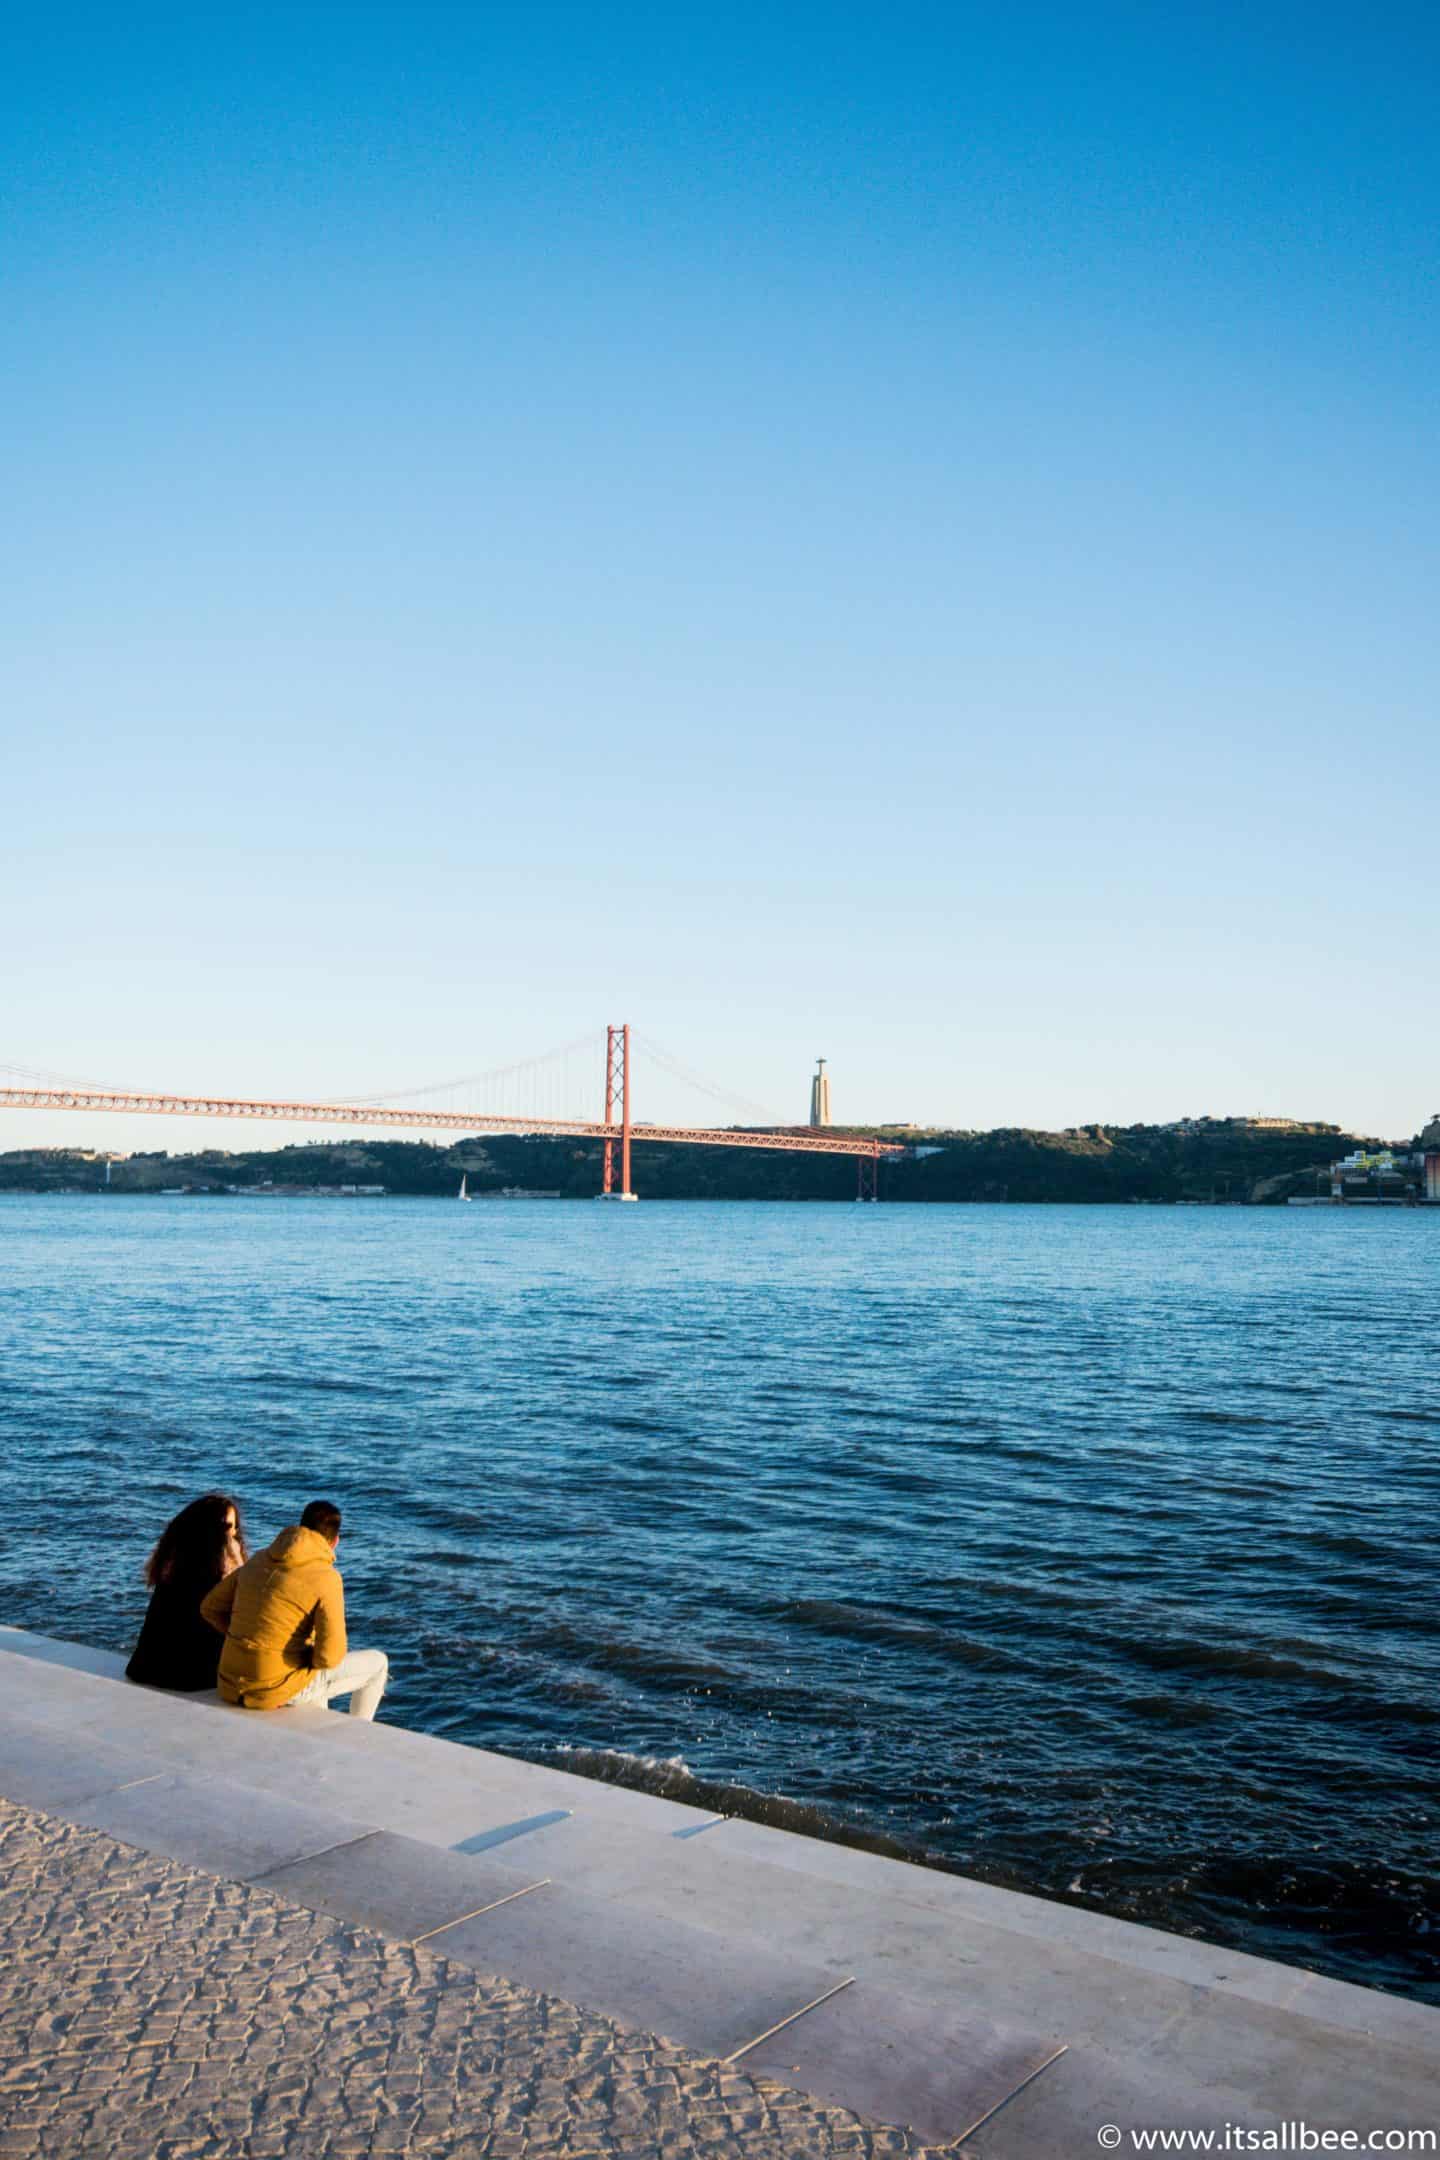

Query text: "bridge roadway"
[0, 1085, 906, 1161]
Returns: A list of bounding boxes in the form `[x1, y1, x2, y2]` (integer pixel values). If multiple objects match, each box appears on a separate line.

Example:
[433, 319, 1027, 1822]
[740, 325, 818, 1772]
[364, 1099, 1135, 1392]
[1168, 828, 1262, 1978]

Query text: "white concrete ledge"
[1, 1625, 1435, 2152]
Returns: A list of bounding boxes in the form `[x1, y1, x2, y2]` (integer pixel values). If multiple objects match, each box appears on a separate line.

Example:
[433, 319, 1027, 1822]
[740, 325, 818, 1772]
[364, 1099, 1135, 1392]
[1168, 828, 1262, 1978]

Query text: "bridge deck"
[0, 1085, 905, 1158]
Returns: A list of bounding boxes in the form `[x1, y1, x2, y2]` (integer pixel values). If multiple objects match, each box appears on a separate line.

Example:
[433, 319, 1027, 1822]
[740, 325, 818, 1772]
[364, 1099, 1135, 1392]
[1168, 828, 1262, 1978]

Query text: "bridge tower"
[599, 1023, 637, 1201]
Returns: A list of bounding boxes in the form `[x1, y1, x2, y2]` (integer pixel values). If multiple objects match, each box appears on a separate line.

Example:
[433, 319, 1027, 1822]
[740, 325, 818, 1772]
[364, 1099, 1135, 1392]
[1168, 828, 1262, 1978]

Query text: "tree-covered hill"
[0, 1118, 1404, 1203]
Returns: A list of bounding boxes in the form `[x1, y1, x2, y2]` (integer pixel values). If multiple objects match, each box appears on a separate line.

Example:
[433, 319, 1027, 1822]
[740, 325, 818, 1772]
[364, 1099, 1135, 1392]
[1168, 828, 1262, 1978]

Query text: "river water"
[1, 1193, 1436, 2002]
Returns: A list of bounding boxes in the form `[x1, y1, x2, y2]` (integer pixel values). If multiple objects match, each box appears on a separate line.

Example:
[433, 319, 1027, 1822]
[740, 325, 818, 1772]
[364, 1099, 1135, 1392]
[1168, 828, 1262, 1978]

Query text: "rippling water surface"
[2, 1194, 1436, 2000]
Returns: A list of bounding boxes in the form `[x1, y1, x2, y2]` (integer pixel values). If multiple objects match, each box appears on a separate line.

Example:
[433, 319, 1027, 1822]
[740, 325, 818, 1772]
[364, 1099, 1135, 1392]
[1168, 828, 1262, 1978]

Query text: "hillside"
[0, 1119, 1399, 1204]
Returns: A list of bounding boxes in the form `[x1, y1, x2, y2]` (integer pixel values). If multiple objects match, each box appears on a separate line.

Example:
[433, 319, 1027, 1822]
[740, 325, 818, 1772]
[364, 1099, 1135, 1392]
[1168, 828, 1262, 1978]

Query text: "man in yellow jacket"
[201, 1500, 388, 1720]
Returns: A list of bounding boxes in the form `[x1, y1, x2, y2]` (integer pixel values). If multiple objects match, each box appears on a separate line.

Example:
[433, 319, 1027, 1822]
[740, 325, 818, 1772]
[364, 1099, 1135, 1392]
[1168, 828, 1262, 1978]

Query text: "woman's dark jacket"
[125, 1570, 225, 1692]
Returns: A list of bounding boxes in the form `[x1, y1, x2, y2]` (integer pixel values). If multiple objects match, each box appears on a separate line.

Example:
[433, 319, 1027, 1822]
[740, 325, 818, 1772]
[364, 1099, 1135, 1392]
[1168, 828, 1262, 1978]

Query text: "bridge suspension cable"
[330, 1032, 604, 1119]
[1, 1058, 173, 1099]
[632, 1036, 784, 1129]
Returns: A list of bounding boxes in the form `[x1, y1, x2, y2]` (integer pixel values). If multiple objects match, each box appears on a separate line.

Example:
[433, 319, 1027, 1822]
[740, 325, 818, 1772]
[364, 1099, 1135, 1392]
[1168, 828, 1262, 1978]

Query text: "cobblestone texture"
[0, 1800, 943, 2159]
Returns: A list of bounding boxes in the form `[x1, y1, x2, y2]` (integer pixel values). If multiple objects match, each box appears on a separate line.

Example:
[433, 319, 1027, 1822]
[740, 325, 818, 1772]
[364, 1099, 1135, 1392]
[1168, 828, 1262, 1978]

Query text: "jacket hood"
[265, 1526, 337, 1568]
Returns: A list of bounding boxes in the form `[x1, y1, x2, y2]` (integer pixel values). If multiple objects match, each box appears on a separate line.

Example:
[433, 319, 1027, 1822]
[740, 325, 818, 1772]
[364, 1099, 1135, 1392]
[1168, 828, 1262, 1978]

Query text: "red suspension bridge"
[0, 1026, 905, 1200]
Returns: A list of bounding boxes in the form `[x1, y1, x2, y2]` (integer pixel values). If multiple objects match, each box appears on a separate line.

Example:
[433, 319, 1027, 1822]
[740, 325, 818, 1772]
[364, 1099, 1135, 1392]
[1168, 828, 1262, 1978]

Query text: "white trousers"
[291, 1648, 389, 1722]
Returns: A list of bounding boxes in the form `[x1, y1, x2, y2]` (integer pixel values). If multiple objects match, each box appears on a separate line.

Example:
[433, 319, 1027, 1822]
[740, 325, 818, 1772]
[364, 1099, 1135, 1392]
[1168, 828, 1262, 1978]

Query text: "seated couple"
[125, 1493, 388, 1721]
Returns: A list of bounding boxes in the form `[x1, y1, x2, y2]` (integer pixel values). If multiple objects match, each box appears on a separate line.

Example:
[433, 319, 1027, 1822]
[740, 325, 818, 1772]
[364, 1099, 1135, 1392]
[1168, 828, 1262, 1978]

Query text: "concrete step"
[416, 1803, 1440, 2129]
[254, 1827, 551, 1941]
[63, 1766, 378, 1882]
[0, 1624, 128, 1681]
[0, 1639, 715, 1842]
[0, 1706, 161, 1812]
[702, 1815, 1440, 2051]
[251, 1822, 1066, 2145]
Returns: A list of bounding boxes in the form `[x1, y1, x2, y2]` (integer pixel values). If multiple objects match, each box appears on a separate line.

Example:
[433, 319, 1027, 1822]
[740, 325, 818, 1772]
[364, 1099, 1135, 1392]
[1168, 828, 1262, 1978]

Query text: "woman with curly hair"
[125, 1492, 248, 1692]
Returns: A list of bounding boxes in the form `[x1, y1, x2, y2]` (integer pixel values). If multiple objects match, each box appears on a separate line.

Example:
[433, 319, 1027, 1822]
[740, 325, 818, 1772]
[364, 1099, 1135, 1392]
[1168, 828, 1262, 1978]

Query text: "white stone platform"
[1, 1625, 1436, 2153]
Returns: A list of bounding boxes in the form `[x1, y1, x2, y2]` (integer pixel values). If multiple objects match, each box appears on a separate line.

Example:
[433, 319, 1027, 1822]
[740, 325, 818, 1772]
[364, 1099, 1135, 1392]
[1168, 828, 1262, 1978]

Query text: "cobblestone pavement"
[0, 1800, 944, 2159]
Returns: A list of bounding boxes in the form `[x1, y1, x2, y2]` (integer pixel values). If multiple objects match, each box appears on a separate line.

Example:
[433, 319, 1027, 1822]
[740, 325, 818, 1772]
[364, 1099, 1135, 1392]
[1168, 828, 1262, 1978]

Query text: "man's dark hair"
[301, 1499, 342, 1541]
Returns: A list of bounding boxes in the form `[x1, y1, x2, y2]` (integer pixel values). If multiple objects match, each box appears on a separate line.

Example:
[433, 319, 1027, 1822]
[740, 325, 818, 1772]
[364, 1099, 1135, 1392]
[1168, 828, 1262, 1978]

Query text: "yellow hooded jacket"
[201, 1525, 347, 1710]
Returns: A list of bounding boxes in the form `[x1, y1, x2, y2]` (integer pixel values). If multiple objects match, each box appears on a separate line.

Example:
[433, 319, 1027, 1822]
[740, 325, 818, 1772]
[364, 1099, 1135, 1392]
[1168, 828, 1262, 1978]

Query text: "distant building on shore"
[809, 1059, 831, 1129]
[1421, 1114, 1440, 1202]
[1328, 1148, 1419, 1203]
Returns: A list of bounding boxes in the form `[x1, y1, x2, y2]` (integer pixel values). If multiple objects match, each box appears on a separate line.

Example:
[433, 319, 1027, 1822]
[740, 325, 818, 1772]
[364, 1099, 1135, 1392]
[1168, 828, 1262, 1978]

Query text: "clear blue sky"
[4, 4, 1436, 1148]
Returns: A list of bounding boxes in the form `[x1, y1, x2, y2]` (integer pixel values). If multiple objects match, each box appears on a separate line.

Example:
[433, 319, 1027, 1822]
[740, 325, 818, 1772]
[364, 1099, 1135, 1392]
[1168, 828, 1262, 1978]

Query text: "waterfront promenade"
[1, 1804, 922, 2159]
[1, 1626, 1436, 2158]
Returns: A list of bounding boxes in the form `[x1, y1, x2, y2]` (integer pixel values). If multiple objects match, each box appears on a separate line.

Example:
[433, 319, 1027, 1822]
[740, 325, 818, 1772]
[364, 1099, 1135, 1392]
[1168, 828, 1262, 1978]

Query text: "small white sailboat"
[458, 1173, 471, 1202]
